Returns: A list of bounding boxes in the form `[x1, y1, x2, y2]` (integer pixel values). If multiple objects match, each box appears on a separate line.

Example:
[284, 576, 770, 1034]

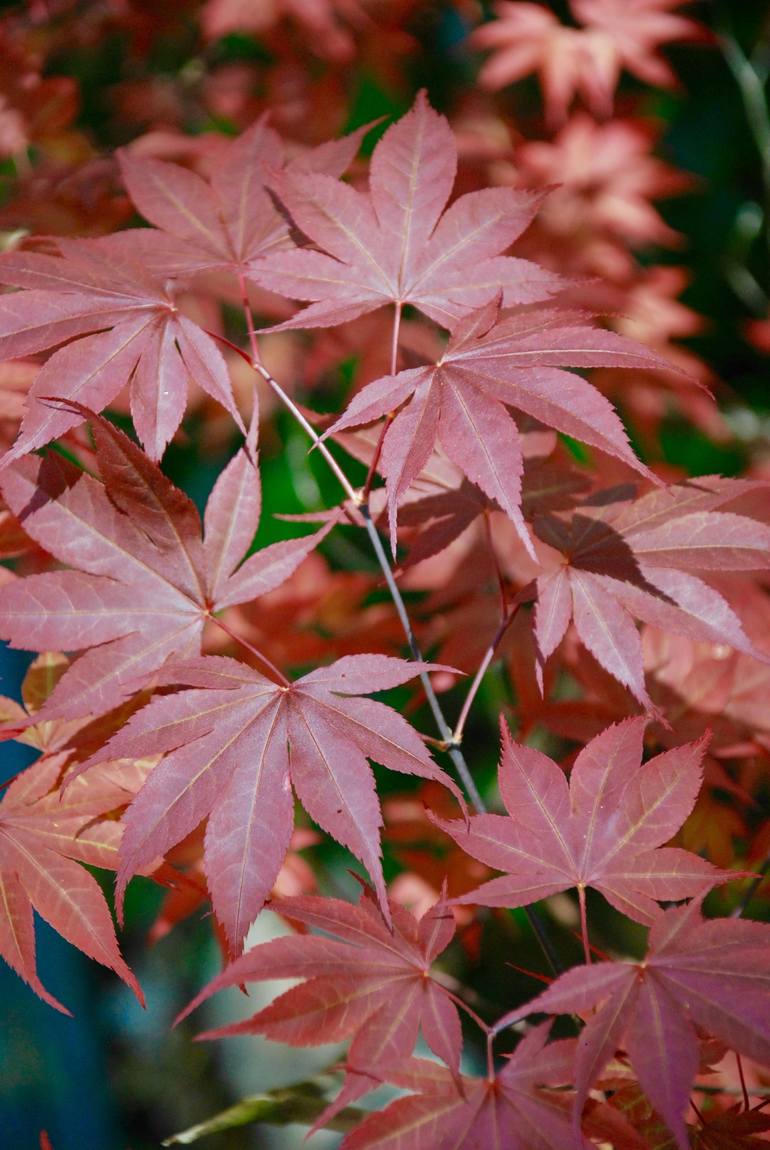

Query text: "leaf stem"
[523, 909, 563, 978]
[578, 884, 591, 966]
[451, 603, 521, 747]
[359, 502, 485, 813]
[690, 1098, 706, 1126]
[259, 362, 362, 506]
[486, 1030, 495, 1081]
[737, 1051, 750, 1110]
[361, 302, 402, 501]
[390, 301, 402, 378]
[238, 286, 363, 503]
[362, 413, 394, 502]
[209, 611, 290, 687]
[238, 273, 264, 368]
[441, 985, 489, 1036]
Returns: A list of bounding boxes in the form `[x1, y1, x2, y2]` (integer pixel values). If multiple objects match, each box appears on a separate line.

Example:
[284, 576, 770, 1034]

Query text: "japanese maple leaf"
[249, 90, 563, 332]
[117, 118, 371, 280]
[326, 298, 665, 552]
[396, 458, 592, 570]
[337, 1024, 587, 1150]
[201, 0, 365, 59]
[472, 1, 705, 123]
[78, 653, 462, 951]
[436, 717, 732, 926]
[693, 1105, 770, 1149]
[597, 1087, 770, 1150]
[0, 754, 145, 1013]
[532, 480, 770, 708]
[472, 3, 620, 123]
[0, 234, 244, 461]
[178, 889, 463, 1075]
[498, 900, 770, 1150]
[0, 409, 328, 721]
[515, 114, 689, 261]
[572, 0, 708, 90]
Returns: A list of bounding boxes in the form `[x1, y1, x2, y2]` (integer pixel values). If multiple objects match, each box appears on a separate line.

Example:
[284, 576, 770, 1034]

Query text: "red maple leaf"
[514, 114, 691, 278]
[179, 888, 463, 1076]
[472, 1, 706, 123]
[394, 457, 592, 571]
[250, 90, 562, 331]
[532, 479, 770, 708]
[572, 0, 709, 89]
[472, 2, 621, 123]
[0, 236, 243, 461]
[0, 408, 329, 720]
[326, 298, 664, 552]
[337, 1024, 586, 1150]
[0, 754, 145, 1012]
[498, 899, 770, 1150]
[694, 1104, 770, 1149]
[436, 717, 733, 927]
[117, 117, 371, 279]
[78, 653, 463, 951]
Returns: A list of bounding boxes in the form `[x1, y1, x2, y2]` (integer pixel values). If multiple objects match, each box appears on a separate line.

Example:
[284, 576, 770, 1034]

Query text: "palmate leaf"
[0, 409, 329, 721]
[0, 237, 244, 461]
[250, 90, 563, 331]
[179, 889, 462, 1077]
[0, 753, 146, 1012]
[436, 718, 732, 926]
[472, 0, 706, 123]
[326, 298, 666, 553]
[395, 458, 592, 570]
[78, 654, 463, 952]
[337, 1025, 588, 1150]
[692, 1105, 770, 1149]
[532, 479, 770, 708]
[117, 117, 373, 279]
[498, 900, 770, 1150]
[594, 1083, 770, 1150]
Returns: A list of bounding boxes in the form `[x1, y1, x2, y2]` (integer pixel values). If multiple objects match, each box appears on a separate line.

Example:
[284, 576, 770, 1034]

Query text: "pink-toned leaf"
[0, 413, 327, 719]
[204, 705, 293, 950]
[339, 1030, 586, 1150]
[530, 488, 770, 702]
[570, 570, 653, 709]
[0, 757, 142, 1011]
[504, 902, 770, 1150]
[327, 296, 660, 550]
[79, 655, 458, 948]
[0, 240, 243, 461]
[179, 889, 461, 1075]
[252, 92, 561, 331]
[444, 720, 729, 926]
